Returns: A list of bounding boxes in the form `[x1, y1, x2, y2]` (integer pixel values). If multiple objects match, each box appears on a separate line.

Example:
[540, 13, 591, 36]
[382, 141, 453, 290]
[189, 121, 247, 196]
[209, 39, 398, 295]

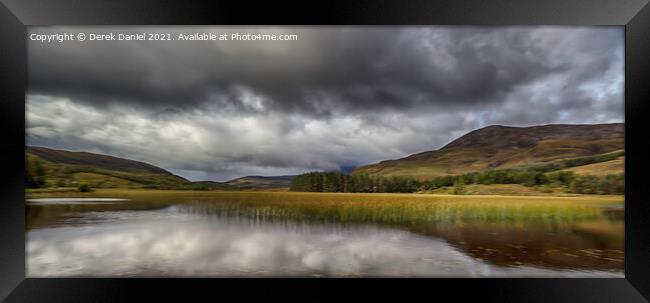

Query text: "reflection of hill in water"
[26, 199, 175, 229]
[404, 217, 623, 272]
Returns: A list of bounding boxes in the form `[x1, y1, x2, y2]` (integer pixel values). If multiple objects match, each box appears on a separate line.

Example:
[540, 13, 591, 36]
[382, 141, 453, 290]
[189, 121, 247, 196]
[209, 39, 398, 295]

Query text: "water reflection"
[26, 197, 624, 277]
[405, 220, 623, 271]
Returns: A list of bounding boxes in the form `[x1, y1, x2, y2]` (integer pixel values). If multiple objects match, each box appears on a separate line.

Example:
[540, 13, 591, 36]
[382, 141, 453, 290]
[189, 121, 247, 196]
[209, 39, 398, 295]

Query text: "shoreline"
[25, 188, 625, 202]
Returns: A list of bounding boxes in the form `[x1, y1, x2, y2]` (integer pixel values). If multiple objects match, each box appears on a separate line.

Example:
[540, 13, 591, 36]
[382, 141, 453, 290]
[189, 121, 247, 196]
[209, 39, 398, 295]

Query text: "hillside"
[26, 146, 195, 189]
[224, 175, 294, 189]
[561, 156, 625, 177]
[26, 146, 293, 190]
[353, 123, 624, 179]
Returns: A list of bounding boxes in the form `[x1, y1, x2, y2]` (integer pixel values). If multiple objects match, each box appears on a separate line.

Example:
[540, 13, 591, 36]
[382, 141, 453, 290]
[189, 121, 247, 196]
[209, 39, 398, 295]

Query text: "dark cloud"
[29, 27, 621, 115]
[26, 26, 624, 181]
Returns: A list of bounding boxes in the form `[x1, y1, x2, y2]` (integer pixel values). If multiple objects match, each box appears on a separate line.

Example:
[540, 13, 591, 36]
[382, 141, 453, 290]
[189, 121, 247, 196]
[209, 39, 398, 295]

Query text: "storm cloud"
[27, 26, 624, 181]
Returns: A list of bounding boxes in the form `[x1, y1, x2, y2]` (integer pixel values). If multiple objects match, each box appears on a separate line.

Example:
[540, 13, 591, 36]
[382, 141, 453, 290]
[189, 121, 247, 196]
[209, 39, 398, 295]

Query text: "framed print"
[1, 0, 649, 302]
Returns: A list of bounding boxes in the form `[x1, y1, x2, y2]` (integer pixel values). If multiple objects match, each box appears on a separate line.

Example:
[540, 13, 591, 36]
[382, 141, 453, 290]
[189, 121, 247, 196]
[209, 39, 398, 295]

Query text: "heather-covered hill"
[353, 123, 624, 179]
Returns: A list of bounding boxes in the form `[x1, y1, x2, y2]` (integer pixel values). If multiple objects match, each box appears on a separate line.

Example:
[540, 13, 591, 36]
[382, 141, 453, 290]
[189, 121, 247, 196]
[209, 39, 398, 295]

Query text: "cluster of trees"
[569, 174, 624, 194]
[423, 169, 624, 195]
[421, 169, 551, 189]
[26, 155, 46, 188]
[26, 155, 93, 192]
[289, 169, 624, 195]
[289, 172, 421, 193]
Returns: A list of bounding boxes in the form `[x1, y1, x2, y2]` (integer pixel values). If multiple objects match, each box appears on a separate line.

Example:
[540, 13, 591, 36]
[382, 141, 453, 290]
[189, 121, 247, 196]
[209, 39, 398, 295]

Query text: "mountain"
[26, 146, 196, 189]
[352, 123, 624, 179]
[26, 146, 290, 190]
[224, 175, 295, 189]
[27, 122, 624, 189]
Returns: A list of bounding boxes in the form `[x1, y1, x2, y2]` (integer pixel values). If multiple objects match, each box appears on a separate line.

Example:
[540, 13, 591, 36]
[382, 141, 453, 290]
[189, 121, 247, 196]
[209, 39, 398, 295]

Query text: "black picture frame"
[1, 0, 649, 302]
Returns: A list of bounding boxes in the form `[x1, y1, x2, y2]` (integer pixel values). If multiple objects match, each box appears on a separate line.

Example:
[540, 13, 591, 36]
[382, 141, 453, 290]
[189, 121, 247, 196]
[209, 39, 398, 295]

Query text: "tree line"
[289, 169, 624, 195]
[289, 172, 421, 193]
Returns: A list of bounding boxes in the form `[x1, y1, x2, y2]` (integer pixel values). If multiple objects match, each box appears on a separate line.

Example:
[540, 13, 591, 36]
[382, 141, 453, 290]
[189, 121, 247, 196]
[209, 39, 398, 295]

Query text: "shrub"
[547, 171, 575, 186]
[77, 183, 92, 192]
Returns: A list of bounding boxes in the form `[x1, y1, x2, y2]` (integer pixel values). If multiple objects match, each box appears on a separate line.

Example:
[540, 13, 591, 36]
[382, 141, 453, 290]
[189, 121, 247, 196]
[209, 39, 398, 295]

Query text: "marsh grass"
[30, 189, 622, 225]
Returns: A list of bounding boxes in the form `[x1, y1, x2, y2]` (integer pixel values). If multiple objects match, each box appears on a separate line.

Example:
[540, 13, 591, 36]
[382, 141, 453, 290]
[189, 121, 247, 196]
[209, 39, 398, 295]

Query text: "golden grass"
[27, 189, 623, 224]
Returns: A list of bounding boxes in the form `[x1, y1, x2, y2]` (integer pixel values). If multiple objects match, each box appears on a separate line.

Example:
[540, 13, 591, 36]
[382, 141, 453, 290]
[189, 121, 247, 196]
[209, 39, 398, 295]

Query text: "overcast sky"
[26, 26, 624, 181]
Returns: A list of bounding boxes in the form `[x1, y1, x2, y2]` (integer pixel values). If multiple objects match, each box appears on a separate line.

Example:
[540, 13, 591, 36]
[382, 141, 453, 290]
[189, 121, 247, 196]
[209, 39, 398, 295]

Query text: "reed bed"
[38, 189, 622, 224]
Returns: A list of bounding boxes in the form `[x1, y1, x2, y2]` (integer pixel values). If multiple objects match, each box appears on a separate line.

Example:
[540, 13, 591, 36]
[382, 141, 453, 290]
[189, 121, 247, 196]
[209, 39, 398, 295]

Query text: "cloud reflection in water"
[27, 208, 622, 277]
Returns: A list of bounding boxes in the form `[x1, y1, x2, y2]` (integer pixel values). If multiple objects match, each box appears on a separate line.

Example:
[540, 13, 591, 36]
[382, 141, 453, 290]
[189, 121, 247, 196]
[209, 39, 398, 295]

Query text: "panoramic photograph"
[25, 26, 624, 277]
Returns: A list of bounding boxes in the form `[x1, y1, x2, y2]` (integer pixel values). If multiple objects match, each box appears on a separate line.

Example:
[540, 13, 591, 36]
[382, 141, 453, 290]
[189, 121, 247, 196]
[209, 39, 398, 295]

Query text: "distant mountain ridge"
[353, 123, 624, 179]
[223, 175, 295, 189]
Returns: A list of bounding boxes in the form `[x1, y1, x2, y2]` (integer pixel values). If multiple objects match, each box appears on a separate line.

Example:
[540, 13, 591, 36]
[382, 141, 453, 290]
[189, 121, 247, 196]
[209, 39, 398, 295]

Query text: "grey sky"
[26, 26, 624, 181]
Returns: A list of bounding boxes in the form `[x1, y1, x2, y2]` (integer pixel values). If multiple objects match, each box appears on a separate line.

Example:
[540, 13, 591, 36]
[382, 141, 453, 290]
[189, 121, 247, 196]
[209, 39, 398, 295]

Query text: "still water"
[26, 196, 624, 277]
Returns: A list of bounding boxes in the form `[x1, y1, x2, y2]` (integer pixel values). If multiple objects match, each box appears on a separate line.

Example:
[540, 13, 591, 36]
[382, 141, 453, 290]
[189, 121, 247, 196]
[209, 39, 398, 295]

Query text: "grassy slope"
[353, 123, 624, 179]
[26, 146, 218, 189]
[33, 158, 192, 188]
[71, 172, 142, 188]
[26, 147, 291, 191]
[561, 157, 624, 177]
[377, 151, 625, 196]
[27, 146, 171, 174]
